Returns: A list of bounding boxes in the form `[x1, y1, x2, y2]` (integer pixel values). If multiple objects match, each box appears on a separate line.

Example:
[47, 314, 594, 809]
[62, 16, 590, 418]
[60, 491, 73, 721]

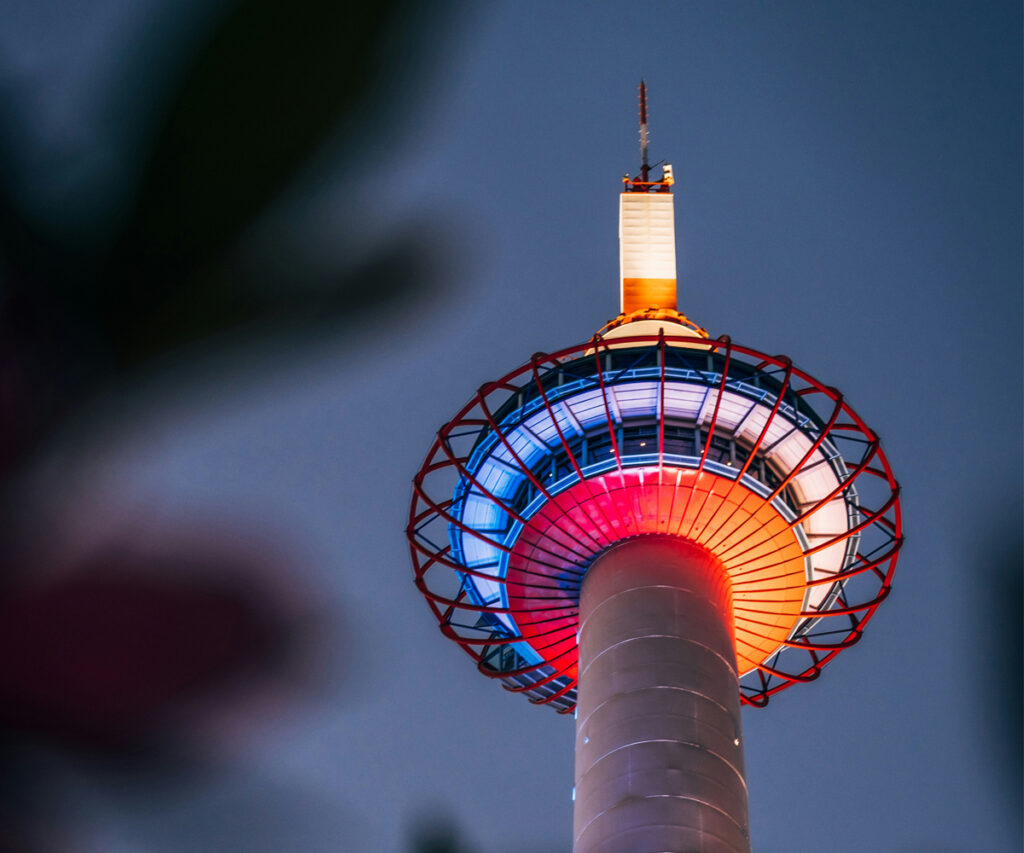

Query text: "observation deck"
[409, 323, 901, 712]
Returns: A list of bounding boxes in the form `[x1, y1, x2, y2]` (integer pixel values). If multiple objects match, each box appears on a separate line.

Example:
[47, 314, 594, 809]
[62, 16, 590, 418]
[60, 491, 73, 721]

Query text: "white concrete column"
[573, 536, 750, 853]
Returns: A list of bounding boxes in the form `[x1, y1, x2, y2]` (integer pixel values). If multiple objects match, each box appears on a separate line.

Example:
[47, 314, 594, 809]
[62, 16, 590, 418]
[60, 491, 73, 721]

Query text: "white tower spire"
[619, 81, 677, 315]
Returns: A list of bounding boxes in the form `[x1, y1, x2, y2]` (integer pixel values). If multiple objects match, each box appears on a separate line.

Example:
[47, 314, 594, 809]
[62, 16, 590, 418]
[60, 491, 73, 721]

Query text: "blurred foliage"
[410, 819, 466, 853]
[0, 0, 455, 849]
[976, 504, 1023, 835]
[0, 0, 452, 464]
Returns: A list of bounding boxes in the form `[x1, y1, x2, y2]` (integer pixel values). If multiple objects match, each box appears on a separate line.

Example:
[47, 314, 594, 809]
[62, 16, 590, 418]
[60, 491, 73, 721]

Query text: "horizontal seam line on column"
[573, 792, 749, 846]
[578, 738, 748, 790]
[576, 685, 739, 731]
[580, 585, 730, 632]
[578, 822, 749, 853]
[579, 634, 739, 680]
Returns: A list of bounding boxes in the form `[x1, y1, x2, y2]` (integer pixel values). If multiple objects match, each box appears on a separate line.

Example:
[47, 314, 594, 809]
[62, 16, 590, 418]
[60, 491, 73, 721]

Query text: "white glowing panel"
[619, 193, 676, 281]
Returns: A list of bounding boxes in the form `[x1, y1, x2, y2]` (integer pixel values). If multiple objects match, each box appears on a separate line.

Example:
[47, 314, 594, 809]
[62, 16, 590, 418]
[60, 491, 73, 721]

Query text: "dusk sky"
[0, 2, 1019, 851]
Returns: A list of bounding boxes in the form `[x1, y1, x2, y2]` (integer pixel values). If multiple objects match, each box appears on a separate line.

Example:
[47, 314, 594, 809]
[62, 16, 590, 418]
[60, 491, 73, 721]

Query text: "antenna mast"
[639, 79, 649, 183]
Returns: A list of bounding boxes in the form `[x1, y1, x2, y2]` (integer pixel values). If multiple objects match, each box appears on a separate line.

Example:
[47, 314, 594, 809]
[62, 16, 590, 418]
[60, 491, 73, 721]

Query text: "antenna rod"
[639, 80, 649, 183]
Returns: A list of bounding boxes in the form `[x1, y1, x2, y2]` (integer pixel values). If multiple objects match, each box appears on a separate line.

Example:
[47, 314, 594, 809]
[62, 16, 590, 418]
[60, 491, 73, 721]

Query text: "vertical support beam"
[573, 536, 750, 853]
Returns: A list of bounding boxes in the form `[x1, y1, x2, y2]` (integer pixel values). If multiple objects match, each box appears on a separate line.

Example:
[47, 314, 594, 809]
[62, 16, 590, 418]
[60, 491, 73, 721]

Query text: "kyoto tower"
[408, 83, 903, 853]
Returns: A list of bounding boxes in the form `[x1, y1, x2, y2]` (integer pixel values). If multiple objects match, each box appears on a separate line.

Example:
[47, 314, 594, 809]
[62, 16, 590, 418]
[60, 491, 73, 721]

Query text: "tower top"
[408, 82, 904, 716]
[618, 81, 680, 318]
[640, 79, 649, 182]
[623, 80, 673, 193]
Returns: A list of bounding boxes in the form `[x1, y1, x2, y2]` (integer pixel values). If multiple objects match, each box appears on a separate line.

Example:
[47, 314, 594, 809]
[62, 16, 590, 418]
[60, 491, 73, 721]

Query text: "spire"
[619, 81, 677, 315]
[639, 79, 650, 183]
[623, 81, 672, 193]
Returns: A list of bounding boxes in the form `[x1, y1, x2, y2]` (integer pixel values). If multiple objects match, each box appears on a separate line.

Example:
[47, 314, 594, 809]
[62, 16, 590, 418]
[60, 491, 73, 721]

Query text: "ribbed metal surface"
[573, 536, 750, 853]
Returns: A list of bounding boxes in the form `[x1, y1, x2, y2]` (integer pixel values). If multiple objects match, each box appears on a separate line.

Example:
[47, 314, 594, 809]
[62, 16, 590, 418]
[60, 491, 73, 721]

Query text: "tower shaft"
[573, 537, 750, 853]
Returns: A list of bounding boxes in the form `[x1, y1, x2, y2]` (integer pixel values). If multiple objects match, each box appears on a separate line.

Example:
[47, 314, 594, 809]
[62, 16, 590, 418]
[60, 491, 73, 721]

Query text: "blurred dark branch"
[0, 0, 456, 464]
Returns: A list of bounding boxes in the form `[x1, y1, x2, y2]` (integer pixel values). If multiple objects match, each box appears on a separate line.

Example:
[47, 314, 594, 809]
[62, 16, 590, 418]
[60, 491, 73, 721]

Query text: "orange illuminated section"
[621, 277, 677, 314]
[505, 467, 806, 681]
